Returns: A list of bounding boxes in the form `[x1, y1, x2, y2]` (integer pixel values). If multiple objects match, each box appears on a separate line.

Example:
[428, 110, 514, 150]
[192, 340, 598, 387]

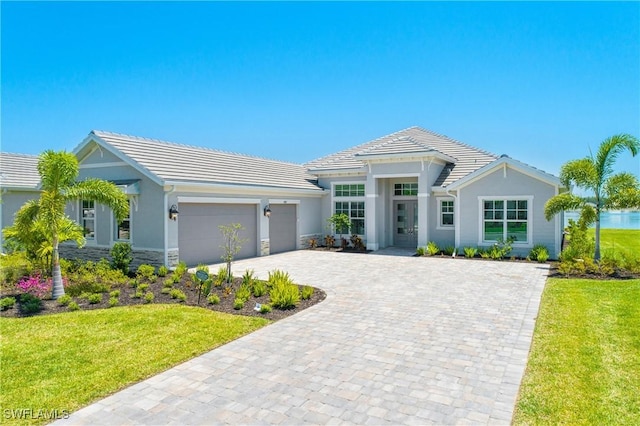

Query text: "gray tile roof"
[0, 152, 40, 190]
[90, 131, 323, 192]
[305, 126, 499, 187]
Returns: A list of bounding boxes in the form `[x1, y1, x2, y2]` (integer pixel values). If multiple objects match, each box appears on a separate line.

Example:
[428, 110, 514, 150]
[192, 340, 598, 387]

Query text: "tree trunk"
[51, 238, 65, 299]
[594, 211, 601, 261]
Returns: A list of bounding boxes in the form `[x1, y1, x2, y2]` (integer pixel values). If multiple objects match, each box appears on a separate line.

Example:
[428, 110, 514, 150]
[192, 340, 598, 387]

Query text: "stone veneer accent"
[167, 249, 180, 268]
[59, 245, 165, 269]
[260, 239, 270, 256]
[301, 234, 323, 249]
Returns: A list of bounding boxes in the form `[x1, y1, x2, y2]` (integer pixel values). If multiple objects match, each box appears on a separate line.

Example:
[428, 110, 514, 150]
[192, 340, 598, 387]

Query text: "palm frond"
[595, 134, 640, 183]
[604, 172, 640, 210]
[66, 179, 130, 222]
[11, 199, 42, 234]
[559, 158, 596, 190]
[37, 150, 79, 191]
[544, 193, 585, 221]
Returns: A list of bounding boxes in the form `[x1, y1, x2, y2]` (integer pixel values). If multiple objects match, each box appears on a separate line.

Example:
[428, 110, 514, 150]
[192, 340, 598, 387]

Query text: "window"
[81, 200, 95, 239]
[439, 199, 454, 227]
[334, 184, 364, 197]
[334, 183, 365, 235]
[335, 201, 365, 235]
[482, 199, 529, 243]
[394, 183, 418, 196]
[116, 200, 131, 241]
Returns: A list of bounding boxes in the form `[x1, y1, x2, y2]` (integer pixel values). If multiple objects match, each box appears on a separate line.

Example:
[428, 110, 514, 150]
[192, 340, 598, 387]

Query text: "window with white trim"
[333, 183, 365, 235]
[81, 200, 95, 239]
[482, 199, 529, 243]
[439, 199, 454, 228]
[115, 200, 131, 241]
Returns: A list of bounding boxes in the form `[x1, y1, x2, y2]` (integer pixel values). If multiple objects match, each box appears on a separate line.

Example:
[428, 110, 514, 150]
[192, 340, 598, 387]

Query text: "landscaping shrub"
[269, 270, 300, 309]
[301, 285, 314, 300]
[88, 293, 102, 304]
[242, 269, 255, 286]
[136, 264, 156, 282]
[236, 283, 252, 304]
[214, 266, 231, 287]
[416, 246, 426, 256]
[144, 291, 154, 304]
[529, 244, 550, 262]
[0, 252, 34, 289]
[426, 241, 440, 256]
[170, 288, 186, 302]
[110, 242, 132, 275]
[443, 246, 455, 256]
[0, 297, 17, 311]
[324, 235, 335, 248]
[161, 287, 172, 294]
[57, 294, 72, 306]
[252, 280, 267, 297]
[308, 237, 318, 249]
[68, 301, 80, 311]
[157, 265, 169, 277]
[109, 290, 120, 298]
[19, 294, 42, 314]
[137, 283, 149, 292]
[260, 304, 272, 313]
[108, 297, 119, 308]
[463, 247, 477, 258]
[163, 279, 174, 288]
[170, 272, 181, 284]
[560, 218, 594, 262]
[233, 298, 244, 310]
[350, 234, 365, 250]
[174, 261, 188, 277]
[207, 294, 220, 305]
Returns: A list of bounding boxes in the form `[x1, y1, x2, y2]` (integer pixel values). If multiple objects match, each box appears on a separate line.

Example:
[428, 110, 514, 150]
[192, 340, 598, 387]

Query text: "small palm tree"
[545, 134, 640, 260]
[5, 151, 129, 298]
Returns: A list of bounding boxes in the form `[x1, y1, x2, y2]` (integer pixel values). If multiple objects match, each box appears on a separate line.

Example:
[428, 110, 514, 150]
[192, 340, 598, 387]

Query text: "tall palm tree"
[545, 134, 640, 260]
[8, 151, 129, 298]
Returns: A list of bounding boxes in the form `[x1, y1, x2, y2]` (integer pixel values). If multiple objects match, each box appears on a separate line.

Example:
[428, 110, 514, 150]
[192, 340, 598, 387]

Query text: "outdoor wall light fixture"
[169, 204, 179, 221]
[263, 204, 272, 218]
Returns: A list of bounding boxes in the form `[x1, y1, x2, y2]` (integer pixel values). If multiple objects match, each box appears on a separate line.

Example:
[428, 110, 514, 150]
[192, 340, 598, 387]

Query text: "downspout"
[164, 185, 177, 267]
[445, 187, 459, 250]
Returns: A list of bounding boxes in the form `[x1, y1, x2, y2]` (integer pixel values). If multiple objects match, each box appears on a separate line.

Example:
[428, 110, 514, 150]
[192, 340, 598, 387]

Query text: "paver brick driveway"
[58, 250, 549, 425]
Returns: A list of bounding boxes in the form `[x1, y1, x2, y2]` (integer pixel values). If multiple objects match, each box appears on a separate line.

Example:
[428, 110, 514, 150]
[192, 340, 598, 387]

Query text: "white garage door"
[178, 203, 257, 266]
[268, 204, 297, 254]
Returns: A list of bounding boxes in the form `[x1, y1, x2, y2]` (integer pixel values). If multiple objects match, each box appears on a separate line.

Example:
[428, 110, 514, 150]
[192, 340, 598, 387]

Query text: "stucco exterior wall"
[0, 190, 40, 249]
[457, 166, 559, 258]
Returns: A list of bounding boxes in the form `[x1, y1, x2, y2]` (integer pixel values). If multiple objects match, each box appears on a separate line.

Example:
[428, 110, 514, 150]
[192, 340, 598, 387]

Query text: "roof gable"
[74, 131, 323, 192]
[0, 152, 40, 190]
[305, 127, 498, 185]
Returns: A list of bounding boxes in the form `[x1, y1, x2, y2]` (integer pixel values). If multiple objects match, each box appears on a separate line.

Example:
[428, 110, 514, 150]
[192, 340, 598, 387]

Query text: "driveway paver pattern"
[56, 250, 549, 425]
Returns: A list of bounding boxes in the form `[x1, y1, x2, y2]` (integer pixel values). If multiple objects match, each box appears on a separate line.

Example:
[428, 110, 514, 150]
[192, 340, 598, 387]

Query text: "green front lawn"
[0, 305, 268, 425]
[593, 228, 640, 258]
[514, 278, 640, 424]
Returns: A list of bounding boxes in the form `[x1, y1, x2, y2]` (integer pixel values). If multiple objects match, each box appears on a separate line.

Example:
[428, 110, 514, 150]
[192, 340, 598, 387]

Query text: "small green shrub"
[207, 294, 220, 305]
[174, 261, 188, 277]
[161, 287, 171, 294]
[416, 246, 426, 256]
[214, 266, 232, 287]
[170, 288, 186, 302]
[68, 301, 80, 311]
[144, 291, 154, 304]
[233, 298, 244, 310]
[301, 285, 314, 300]
[0, 252, 34, 289]
[137, 283, 149, 292]
[109, 290, 120, 298]
[236, 283, 252, 303]
[529, 244, 550, 262]
[268, 269, 292, 285]
[20, 294, 42, 314]
[79, 292, 92, 301]
[443, 246, 455, 256]
[426, 241, 440, 256]
[136, 264, 156, 282]
[64, 280, 110, 297]
[260, 304, 272, 313]
[252, 280, 268, 297]
[131, 291, 143, 299]
[463, 247, 477, 258]
[110, 242, 132, 275]
[270, 281, 300, 310]
[157, 265, 169, 277]
[242, 269, 255, 286]
[108, 297, 119, 308]
[56, 294, 72, 306]
[0, 297, 17, 311]
[163, 279, 174, 288]
[479, 248, 490, 259]
[88, 293, 102, 304]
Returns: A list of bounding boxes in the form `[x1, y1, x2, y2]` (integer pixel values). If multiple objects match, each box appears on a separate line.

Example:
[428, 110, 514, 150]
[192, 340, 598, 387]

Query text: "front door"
[394, 200, 418, 247]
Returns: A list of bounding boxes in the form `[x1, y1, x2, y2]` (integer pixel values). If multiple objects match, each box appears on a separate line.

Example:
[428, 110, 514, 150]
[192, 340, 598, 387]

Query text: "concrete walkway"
[56, 250, 549, 425]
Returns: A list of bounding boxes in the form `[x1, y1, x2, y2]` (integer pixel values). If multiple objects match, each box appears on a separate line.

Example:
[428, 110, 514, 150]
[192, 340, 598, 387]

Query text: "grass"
[514, 278, 640, 425]
[592, 228, 640, 258]
[0, 305, 269, 425]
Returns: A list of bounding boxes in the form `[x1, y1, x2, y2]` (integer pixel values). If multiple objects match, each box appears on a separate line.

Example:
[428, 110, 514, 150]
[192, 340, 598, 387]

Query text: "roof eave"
[163, 180, 325, 195]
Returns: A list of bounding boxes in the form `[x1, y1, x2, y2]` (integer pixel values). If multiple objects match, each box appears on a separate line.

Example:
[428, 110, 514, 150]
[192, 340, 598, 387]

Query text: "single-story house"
[0, 126, 565, 266]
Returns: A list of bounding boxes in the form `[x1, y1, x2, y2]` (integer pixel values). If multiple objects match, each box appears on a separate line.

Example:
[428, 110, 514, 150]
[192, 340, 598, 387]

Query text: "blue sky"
[2, 1, 639, 178]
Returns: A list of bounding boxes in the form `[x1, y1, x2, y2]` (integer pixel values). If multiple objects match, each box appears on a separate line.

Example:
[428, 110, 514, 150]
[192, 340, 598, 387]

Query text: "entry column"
[417, 173, 429, 247]
[365, 175, 379, 250]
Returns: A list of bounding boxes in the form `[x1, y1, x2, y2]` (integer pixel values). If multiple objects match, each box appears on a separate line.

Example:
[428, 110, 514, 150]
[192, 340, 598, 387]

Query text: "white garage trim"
[268, 199, 301, 204]
[178, 196, 261, 204]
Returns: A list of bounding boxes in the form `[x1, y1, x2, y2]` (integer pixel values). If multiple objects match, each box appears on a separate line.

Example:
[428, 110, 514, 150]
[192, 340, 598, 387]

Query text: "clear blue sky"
[2, 1, 639, 178]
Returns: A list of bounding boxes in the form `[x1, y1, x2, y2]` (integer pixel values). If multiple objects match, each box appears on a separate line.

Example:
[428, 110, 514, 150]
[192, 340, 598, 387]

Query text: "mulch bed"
[0, 274, 327, 320]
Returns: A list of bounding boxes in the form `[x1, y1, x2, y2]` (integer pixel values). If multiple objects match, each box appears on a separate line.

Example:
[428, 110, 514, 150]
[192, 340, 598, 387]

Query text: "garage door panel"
[178, 203, 257, 266]
[269, 204, 297, 254]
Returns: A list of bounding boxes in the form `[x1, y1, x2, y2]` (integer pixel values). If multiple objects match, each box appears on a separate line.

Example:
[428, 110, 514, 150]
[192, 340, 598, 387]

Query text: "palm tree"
[6, 151, 129, 298]
[545, 134, 640, 260]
